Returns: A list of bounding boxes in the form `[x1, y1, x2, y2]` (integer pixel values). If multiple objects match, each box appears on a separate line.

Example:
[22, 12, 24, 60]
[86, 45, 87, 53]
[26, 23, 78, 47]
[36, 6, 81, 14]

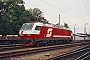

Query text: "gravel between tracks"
[2, 46, 84, 60]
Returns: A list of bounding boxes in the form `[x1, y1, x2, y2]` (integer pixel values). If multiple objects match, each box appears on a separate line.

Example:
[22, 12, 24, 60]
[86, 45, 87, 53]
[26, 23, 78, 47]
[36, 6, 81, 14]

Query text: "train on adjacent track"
[19, 22, 73, 46]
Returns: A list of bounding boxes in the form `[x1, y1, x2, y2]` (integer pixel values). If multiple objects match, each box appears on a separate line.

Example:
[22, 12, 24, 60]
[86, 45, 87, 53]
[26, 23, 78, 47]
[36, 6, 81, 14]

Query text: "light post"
[84, 23, 88, 40]
[58, 14, 60, 26]
[69, 25, 71, 30]
[74, 24, 76, 40]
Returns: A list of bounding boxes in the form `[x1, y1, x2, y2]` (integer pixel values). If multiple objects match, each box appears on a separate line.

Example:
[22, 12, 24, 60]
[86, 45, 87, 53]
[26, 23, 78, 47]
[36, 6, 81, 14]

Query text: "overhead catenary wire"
[40, 0, 68, 13]
[57, 0, 75, 11]
[82, 0, 90, 14]
[86, 0, 90, 9]
[40, 0, 84, 20]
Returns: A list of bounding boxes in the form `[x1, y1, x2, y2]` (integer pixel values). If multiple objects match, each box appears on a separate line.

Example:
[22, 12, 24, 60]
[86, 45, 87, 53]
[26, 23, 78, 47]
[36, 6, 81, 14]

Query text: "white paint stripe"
[53, 35, 71, 38]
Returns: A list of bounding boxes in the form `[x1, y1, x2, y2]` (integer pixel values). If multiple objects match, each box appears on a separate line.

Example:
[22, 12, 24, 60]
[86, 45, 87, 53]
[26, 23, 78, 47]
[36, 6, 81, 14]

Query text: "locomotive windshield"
[20, 23, 34, 30]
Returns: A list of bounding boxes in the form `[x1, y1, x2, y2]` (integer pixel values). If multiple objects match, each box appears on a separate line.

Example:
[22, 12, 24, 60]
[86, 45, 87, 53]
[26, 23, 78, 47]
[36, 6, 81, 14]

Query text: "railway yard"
[0, 21, 90, 60]
[0, 40, 89, 60]
[1, 0, 90, 60]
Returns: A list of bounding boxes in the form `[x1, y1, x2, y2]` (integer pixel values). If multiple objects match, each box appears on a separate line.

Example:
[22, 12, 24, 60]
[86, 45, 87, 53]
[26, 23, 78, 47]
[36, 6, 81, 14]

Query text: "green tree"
[28, 8, 43, 22]
[0, 0, 30, 35]
[0, 0, 49, 36]
[63, 22, 69, 28]
[40, 17, 49, 24]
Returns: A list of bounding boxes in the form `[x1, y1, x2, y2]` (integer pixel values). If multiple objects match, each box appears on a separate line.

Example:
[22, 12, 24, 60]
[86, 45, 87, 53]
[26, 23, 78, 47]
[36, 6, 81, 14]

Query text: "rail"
[0, 42, 90, 59]
[47, 44, 90, 60]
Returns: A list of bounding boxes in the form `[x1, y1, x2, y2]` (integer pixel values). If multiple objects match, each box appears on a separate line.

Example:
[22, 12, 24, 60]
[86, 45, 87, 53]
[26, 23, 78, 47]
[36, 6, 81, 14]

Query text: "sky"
[23, 0, 90, 34]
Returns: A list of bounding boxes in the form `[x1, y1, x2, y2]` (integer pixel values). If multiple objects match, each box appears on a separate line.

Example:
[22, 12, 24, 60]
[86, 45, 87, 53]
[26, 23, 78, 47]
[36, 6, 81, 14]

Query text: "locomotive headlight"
[20, 34, 23, 36]
[28, 34, 31, 36]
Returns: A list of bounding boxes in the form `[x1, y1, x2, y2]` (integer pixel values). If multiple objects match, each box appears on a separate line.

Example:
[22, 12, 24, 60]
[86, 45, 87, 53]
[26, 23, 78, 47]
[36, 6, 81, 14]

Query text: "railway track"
[0, 41, 88, 52]
[0, 42, 90, 60]
[47, 44, 90, 60]
[0, 44, 28, 52]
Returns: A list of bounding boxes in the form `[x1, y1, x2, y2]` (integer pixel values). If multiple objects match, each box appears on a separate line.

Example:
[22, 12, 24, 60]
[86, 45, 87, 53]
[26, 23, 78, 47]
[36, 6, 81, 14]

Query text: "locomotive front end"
[19, 23, 35, 46]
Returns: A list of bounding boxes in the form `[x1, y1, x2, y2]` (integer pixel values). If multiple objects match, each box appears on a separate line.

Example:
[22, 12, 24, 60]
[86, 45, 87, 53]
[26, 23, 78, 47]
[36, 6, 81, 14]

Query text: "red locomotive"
[19, 22, 73, 46]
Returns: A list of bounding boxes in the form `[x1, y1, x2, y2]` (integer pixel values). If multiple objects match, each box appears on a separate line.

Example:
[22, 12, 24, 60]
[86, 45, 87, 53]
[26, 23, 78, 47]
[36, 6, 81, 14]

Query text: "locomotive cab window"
[35, 26, 42, 30]
[21, 23, 34, 30]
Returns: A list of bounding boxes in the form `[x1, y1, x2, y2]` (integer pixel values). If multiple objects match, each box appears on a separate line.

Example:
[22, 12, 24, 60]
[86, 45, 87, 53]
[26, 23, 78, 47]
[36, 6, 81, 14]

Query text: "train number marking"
[46, 28, 53, 37]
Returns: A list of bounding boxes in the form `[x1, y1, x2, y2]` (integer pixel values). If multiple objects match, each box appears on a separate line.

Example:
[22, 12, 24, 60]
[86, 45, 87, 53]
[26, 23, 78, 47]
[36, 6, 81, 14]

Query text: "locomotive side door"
[34, 26, 42, 34]
[32, 23, 42, 34]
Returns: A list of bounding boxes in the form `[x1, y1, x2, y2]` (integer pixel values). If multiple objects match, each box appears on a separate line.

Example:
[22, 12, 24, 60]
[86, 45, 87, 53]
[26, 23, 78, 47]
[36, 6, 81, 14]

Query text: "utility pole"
[74, 24, 76, 40]
[84, 23, 88, 40]
[59, 14, 60, 26]
[84, 24, 86, 40]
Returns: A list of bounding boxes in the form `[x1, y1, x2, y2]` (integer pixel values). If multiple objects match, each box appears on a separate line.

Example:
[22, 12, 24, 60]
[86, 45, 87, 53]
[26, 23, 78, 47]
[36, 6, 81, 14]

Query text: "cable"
[86, 0, 90, 8]
[82, 0, 90, 14]
[40, 0, 83, 20]
[40, 0, 67, 13]
[57, 0, 75, 11]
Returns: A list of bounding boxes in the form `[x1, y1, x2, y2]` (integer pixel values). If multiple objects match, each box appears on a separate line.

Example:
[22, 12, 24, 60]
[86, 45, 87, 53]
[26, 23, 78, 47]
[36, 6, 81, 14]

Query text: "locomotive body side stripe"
[53, 35, 71, 38]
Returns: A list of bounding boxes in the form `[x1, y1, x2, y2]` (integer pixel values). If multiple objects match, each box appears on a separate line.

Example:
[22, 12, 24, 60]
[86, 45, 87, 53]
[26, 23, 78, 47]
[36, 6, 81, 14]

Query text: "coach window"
[35, 26, 42, 30]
